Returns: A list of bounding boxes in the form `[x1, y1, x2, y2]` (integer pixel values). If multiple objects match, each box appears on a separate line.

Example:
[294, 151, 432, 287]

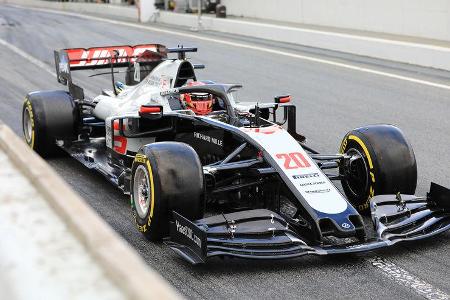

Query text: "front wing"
[165, 183, 450, 264]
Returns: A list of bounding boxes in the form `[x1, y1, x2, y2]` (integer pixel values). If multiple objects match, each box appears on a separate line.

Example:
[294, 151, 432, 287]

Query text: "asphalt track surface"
[0, 5, 449, 300]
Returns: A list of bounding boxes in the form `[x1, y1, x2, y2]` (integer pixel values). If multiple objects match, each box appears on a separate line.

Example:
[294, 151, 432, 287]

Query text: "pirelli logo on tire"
[134, 153, 147, 163]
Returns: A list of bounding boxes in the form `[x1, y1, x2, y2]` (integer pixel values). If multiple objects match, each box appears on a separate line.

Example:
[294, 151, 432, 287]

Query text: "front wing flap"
[166, 183, 450, 264]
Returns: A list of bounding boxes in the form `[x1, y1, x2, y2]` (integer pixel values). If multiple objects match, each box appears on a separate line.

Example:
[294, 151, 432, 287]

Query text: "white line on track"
[0, 38, 56, 77]
[9, 5, 450, 91]
[0, 37, 98, 95]
[369, 256, 449, 300]
[209, 18, 450, 53]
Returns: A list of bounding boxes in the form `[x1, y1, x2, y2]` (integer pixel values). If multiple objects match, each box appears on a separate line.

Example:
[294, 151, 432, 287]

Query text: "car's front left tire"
[131, 142, 204, 241]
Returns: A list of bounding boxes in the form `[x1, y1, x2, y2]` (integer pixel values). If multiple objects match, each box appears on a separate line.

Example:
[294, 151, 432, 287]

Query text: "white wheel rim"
[133, 165, 151, 219]
[23, 107, 33, 144]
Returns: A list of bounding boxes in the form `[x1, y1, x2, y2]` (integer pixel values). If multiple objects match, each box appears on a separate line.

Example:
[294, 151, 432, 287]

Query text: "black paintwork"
[51, 82, 450, 264]
[167, 183, 450, 264]
[41, 48, 450, 264]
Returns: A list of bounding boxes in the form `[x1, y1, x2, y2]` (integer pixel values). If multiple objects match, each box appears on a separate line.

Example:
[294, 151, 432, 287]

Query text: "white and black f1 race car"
[22, 44, 450, 264]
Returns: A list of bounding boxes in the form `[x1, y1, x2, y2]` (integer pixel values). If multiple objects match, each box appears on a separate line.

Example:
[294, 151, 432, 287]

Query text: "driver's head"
[182, 81, 214, 115]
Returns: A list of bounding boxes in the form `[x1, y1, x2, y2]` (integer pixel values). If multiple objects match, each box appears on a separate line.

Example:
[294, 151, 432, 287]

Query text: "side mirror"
[274, 95, 291, 104]
[139, 105, 163, 119]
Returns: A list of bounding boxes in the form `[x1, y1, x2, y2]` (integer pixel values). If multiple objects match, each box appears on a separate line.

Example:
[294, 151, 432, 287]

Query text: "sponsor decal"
[341, 222, 351, 229]
[66, 45, 157, 67]
[305, 188, 330, 194]
[58, 62, 69, 74]
[292, 173, 320, 180]
[276, 152, 311, 169]
[133, 61, 140, 82]
[159, 75, 170, 90]
[160, 88, 179, 96]
[298, 181, 326, 187]
[176, 220, 202, 248]
[193, 132, 223, 146]
[147, 75, 160, 86]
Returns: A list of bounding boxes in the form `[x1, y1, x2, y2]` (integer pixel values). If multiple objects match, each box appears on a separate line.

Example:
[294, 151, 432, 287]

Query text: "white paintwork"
[240, 126, 348, 215]
[221, 0, 450, 42]
[93, 60, 183, 120]
[95, 59, 191, 152]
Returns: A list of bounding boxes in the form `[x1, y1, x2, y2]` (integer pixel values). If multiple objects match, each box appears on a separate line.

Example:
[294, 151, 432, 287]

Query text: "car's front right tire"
[339, 124, 417, 213]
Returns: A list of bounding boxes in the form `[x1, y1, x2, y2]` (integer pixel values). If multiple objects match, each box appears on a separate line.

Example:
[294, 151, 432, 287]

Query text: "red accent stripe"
[64, 44, 164, 68]
[113, 136, 127, 154]
[113, 120, 126, 130]
[140, 106, 161, 113]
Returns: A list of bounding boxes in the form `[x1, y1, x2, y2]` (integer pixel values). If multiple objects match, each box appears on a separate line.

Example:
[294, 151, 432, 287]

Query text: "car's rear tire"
[339, 124, 417, 213]
[131, 142, 204, 241]
[22, 91, 78, 157]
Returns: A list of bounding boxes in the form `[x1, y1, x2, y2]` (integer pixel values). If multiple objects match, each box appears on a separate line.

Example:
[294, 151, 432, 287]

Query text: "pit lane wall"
[4, 0, 138, 19]
[3, 0, 450, 71]
[221, 0, 450, 43]
[156, 11, 450, 71]
[0, 121, 180, 299]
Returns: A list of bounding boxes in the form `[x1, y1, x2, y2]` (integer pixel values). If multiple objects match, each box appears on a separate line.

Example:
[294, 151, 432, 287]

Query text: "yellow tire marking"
[339, 138, 348, 154]
[30, 127, 35, 149]
[370, 171, 375, 183]
[348, 135, 373, 169]
[146, 160, 155, 221]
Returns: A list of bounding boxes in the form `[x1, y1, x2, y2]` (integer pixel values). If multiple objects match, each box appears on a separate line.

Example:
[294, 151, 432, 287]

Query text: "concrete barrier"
[156, 11, 450, 71]
[3, 0, 450, 71]
[3, 0, 138, 20]
[221, 0, 450, 43]
[0, 121, 180, 300]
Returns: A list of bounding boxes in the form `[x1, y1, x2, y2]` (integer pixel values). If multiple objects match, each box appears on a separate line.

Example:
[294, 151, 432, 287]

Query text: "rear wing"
[54, 44, 167, 82]
[53, 44, 198, 99]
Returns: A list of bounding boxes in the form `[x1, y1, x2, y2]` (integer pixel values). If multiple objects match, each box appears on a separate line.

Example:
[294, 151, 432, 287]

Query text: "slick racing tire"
[22, 91, 78, 157]
[339, 124, 417, 214]
[131, 142, 204, 241]
[125, 63, 153, 86]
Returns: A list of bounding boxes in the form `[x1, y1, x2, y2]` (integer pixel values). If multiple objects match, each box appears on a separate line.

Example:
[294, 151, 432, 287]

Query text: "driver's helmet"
[181, 81, 215, 115]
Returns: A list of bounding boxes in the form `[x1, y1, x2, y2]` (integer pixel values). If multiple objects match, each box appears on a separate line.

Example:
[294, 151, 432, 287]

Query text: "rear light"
[274, 95, 291, 104]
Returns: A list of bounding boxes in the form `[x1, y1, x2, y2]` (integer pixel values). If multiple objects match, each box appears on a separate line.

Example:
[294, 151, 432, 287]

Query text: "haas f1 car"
[22, 44, 450, 264]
